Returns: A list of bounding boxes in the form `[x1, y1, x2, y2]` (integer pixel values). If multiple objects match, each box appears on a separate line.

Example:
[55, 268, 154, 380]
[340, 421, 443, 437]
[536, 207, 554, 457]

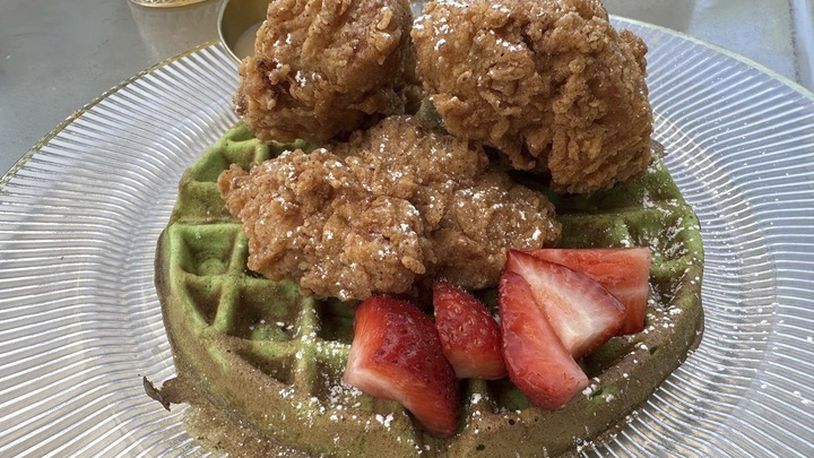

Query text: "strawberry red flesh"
[433, 281, 506, 380]
[499, 273, 589, 409]
[505, 250, 625, 358]
[343, 296, 459, 437]
[528, 247, 652, 335]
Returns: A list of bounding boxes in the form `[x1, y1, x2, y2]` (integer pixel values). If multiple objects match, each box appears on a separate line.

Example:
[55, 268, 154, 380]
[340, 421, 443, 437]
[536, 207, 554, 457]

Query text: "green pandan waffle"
[155, 124, 703, 457]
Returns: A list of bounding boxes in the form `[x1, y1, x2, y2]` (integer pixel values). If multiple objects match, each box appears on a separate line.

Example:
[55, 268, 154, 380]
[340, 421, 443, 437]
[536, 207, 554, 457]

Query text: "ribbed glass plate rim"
[1, 19, 813, 458]
[0, 40, 220, 189]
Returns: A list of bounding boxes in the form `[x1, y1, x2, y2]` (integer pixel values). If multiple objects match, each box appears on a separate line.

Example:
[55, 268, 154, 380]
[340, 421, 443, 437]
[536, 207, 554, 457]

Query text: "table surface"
[1, 0, 813, 176]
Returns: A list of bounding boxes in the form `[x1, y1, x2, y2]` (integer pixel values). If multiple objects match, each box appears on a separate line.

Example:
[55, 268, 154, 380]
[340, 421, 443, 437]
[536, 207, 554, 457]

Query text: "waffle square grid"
[155, 124, 703, 457]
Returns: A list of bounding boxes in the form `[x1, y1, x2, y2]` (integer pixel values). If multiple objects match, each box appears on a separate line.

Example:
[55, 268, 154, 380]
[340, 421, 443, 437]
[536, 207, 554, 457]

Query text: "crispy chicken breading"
[412, 0, 653, 193]
[219, 116, 560, 300]
[234, 0, 413, 144]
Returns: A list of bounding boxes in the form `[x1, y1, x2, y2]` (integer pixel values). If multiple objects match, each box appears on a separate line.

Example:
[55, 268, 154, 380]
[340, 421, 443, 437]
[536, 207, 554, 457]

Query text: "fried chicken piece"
[219, 116, 560, 300]
[331, 114, 490, 229]
[432, 172, 560, 288]
[234, 0, 413, 144]
[219, 149, 430, 300]
[412, 0, 653, 194]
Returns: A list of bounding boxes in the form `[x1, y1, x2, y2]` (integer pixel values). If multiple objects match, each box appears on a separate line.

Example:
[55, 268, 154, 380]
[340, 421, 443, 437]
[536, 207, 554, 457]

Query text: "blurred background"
[0, 0, 812, 175]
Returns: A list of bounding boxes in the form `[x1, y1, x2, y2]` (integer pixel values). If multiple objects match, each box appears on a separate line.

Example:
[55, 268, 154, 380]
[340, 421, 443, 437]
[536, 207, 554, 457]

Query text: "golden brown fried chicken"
[431, 171, 560, 287]
[219, 148, 429, 300]
[234, 0, 413, 144]
[412, 0, 653, 193]
[219, 116, 560, 300]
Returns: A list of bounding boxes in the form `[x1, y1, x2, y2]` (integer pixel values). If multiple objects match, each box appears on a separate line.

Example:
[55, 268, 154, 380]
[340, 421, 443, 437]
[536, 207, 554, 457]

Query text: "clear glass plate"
[1, 18, 813, 457]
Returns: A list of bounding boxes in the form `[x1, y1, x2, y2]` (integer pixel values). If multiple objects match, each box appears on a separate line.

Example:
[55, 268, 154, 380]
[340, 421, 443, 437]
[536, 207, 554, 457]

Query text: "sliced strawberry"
[505, 250, 625, 358]
[528, 247, 652, 335]
[433, 281, 506, 380]
[499, 273, 589, 409]
[343, 296, 459, 437]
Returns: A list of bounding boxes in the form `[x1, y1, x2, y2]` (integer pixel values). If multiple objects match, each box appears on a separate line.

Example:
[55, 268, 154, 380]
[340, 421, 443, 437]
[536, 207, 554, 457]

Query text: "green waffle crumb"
[155, 123, 704, 457]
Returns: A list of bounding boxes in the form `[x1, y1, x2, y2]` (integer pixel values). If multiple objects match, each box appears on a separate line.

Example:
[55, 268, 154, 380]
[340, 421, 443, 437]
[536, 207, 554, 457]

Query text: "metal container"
[218, 0, 269, 62]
